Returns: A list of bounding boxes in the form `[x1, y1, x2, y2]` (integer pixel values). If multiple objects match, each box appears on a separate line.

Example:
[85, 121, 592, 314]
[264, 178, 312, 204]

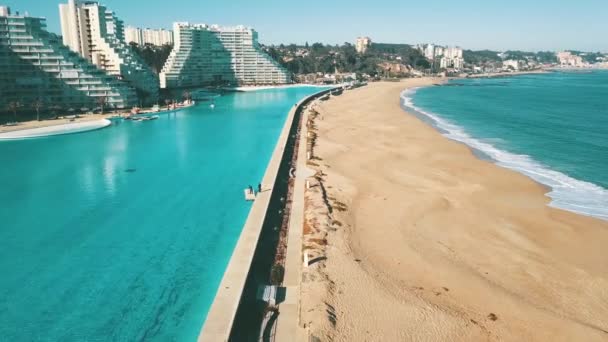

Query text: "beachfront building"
[435, 46, 464, 70]
[502, 59, 520, 71]
[440, 56, 464, 69]
[0, 6, 138, 114]
[159, 22, 292, 88]
[444, 46, 463, 59]
[355, 36, 372, 54]
[59, 0, 158, 104]
[557, 51, 584, 67]
[125, 26, 174, 46]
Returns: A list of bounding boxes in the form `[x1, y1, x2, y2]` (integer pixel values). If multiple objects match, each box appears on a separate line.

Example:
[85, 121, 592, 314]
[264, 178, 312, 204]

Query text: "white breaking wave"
[401, 88, 608, 221]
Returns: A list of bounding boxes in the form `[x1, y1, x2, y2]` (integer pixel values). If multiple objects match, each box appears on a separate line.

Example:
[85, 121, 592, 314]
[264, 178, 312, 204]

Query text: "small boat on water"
[140, 115, 159, 121]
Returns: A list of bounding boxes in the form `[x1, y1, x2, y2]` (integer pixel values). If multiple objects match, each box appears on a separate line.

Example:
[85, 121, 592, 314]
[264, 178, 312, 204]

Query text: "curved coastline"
[0, 119, 112, 140]
[299, 79, 608, 342]
[400, 82, 608, 221]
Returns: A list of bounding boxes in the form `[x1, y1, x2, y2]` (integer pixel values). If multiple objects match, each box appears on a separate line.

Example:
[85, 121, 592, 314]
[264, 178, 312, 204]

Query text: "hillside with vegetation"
[264, 42, 429, 77]
[129, 43, 173, 74]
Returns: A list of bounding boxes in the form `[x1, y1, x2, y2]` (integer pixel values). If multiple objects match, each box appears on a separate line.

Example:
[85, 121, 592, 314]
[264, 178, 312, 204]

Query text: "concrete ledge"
[274, 98, 317, 342]
[198, 89, 332, 342]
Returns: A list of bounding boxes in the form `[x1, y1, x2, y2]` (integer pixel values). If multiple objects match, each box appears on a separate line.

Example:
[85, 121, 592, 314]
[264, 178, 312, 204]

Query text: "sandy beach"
[300, 79, 608, 341]
[0, 114, 112, 134]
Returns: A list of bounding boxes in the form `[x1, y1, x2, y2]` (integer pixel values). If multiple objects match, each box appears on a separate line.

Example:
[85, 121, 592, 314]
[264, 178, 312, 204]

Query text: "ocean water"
[0, 87, 324, 341]
[402, 71, 608, 220]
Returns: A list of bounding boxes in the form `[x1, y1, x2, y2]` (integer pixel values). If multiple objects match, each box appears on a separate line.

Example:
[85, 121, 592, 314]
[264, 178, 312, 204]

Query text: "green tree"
[7, 101, 21, 122]
[182, 90, 191, 102]
[32, 98, 44, 121]
[96, 96, 107, 114]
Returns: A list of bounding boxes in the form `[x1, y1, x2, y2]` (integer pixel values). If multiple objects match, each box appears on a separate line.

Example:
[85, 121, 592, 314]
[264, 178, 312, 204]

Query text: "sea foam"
[401, 88, 608, 221]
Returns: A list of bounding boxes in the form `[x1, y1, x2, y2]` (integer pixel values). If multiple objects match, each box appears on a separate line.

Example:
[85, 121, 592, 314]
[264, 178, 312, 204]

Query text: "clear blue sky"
[5, 0, 608, 52]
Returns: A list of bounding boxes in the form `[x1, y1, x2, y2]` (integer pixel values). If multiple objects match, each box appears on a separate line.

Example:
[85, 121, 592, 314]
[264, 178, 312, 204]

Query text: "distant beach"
[300, 79, 608, 341]
[464, 69, 548, 78]
[225, 84, 329, 92]
[0, 114, 112, 134]
[0, 119, 111, 139]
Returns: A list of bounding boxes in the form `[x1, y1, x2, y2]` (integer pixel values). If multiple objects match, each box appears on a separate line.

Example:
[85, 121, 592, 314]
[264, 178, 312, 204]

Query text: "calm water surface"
[0, 87, 324, 341]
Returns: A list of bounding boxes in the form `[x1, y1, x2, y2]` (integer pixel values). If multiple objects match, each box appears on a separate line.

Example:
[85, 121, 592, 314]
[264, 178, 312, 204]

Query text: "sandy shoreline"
[464, 69, 548, 78]
[225, 84, 329, 92]
[300, 79, 608, 341]
[0, 103, 191, 135]
[0, 114, 114, 134]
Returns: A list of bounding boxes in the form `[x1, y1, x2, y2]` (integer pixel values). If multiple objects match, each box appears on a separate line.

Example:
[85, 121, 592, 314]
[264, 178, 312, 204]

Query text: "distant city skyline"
[4, 0, 608, 52]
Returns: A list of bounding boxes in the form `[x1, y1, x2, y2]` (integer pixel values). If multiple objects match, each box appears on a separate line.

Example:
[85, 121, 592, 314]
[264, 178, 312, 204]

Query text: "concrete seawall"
[198, 88, 333, 342]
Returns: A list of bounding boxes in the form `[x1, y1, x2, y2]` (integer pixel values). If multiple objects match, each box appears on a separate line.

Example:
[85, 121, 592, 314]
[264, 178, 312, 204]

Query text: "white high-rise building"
[440, 56, 464, 69]
[59, 0, 158, 104]
[125, 26, 174, 46]
[424, 44, 435, 60]
[125, 26, 143, 45]
[444, 46, 463, 59]
[160, 23, 291, 88]
[435, 46, 464, 70]
[434, 46, 444, 58]
[355, 37, 372, 54]
[0, 6, 137, 113]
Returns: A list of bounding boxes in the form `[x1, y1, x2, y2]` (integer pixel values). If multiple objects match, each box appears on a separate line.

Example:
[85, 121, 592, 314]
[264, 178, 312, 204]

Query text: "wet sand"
[300, 79, 608, 341]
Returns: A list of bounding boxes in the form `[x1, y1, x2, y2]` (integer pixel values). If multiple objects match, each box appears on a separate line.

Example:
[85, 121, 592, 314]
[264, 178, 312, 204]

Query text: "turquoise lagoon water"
[0, 87, 324, 341]
[403, 71, 608, 220]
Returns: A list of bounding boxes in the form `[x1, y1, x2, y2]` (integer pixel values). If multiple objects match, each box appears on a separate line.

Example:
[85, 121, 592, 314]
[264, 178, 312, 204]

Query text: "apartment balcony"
[10, 41, 43, 46]
[30, 48, 53, 53]
[79, 80, 103, 85]
[89, 86, 112, 91]
[39, 62, 61, 66]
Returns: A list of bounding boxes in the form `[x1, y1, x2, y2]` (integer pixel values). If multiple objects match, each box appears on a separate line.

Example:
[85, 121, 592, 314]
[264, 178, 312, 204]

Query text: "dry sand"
[300, 79, 608, 342]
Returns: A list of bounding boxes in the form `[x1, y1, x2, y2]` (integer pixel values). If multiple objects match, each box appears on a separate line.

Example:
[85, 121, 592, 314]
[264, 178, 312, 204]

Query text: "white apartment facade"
[355, 36, 372, 54]
[59, 0, 158, 104]
[437, 46, 464, 70]
[125, 26, 143, 46]
[0, 6, 137, 113]
[557, 51, 584, 67]
[125, 26, 174, 46]
[424, 44, 435, 60]
[502, 59, 520, 70]
[421, 43, 464, 69]
[434, 46, 444, 58]
[160, 23, 291, 88]
[444, 46, 463, 59]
